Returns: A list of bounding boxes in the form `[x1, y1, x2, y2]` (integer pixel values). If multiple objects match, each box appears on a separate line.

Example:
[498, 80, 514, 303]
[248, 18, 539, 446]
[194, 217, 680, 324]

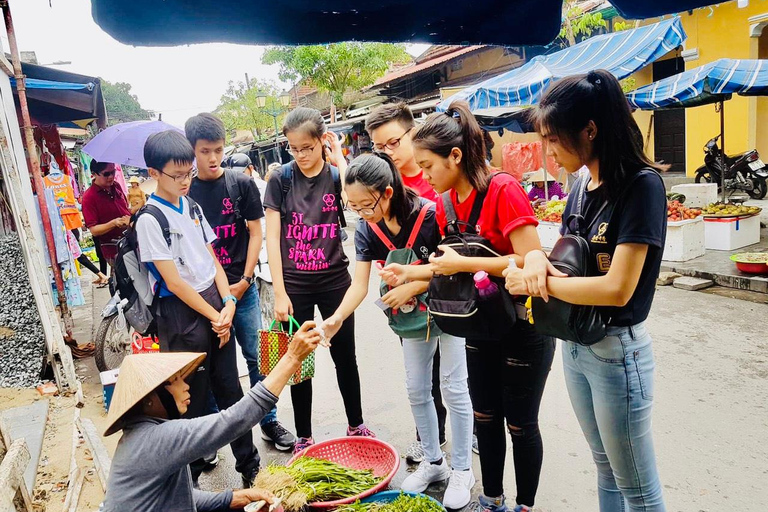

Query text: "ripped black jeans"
[466, 322, 555, 507]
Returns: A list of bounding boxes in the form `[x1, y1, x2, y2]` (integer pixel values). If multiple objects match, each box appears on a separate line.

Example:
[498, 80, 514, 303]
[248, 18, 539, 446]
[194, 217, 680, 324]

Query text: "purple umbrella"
[83, 120, 184, 168]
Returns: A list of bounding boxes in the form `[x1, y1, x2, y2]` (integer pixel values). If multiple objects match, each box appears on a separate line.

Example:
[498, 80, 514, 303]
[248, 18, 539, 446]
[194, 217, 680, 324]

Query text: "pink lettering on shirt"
[284, 211, 337, 270]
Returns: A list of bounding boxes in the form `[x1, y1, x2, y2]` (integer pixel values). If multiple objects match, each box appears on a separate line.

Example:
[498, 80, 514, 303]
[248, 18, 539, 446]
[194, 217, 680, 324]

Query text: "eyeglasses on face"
[373, 128, 412, 152]
[346, 194, 383, 216]
[160, 167, 199, 182]
[287, 142, 319, 157]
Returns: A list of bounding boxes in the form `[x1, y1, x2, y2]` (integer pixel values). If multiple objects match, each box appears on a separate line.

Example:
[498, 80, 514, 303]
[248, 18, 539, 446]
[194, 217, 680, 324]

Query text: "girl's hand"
[381, 282, 419, 310]
[323, 131, 344, 167]
[503, 266, 530, 297]
[318, 313, 344, 345]
[520, 250, 567, 302]
[379, 263, 409, 287]
[274, 293, 293, 322]
[428, 245, 465, 276]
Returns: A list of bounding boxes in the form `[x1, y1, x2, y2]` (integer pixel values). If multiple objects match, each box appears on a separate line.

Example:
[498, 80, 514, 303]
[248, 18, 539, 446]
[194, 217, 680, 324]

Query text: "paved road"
[197, 242, 768, 511]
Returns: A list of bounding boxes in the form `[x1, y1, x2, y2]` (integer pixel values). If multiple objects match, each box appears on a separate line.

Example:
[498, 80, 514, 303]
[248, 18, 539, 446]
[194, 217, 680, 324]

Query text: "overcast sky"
[6, 0, 429, 127]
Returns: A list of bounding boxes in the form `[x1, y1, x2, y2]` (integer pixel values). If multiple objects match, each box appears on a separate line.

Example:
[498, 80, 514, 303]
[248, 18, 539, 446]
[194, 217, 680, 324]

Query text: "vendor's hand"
[323, 131, 344, 167]
[318, 313, 343, 345]
[230, 279, 250, 301]
[429, 245, 465, 276]
[288, 321, 322, 361]
[382, 282, 419, 311]
[229, 488, 276, 510]
[379, 263, 409, 287]
[274, 293, 293, 322]
[114, 216, 130, 229]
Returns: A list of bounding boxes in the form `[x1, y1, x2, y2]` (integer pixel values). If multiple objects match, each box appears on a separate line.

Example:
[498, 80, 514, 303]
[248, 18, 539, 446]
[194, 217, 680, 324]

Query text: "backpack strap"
[222, 170, 242, 221]
[367, 222, 397, 251]
[279, 162, 294, 220]
[406, 202, 432, 249]
[137, 204, 171, 247]
[330, 165, 347, 228]
[185, 196, 210, 244]
[442, 191, 460, 236]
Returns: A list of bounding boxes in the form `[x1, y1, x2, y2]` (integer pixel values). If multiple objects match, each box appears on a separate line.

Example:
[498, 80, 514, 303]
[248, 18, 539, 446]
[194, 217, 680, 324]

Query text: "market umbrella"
[627, 58, 768, 201]
[83, 120, 184, 169]
[89, 0, 719, 47]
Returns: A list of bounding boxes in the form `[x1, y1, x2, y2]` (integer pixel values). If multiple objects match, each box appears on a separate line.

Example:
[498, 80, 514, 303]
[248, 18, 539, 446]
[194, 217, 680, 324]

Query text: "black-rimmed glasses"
[346, 194, 383, 217]
[373, 128, 412, 152]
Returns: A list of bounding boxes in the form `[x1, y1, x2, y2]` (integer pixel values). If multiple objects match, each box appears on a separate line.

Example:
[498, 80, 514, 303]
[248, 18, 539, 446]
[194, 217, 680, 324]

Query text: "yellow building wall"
[445, 47, 524, 84]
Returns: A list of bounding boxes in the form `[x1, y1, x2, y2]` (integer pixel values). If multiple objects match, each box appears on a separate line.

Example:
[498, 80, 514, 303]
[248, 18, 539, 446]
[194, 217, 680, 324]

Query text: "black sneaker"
[241, 467, 259, 488]
[261, 421, 297, 451]
[202, 452, 219, 471]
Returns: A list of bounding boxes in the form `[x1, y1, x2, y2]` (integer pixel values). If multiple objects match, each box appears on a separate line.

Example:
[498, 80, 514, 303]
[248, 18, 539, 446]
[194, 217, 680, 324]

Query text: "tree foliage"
[101, 80, 153, 125]
[558, 1, 608, 47]
[262, 43, 410, 118]
[216, 78, 287, 141]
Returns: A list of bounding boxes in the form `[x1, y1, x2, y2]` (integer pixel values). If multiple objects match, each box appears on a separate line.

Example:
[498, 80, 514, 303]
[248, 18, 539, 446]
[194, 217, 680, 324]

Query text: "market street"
[150, 243, 768, 512]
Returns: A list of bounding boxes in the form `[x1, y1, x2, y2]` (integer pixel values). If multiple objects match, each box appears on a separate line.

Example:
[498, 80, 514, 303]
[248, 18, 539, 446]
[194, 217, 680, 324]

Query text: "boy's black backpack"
[427, 176, 519, 339]
[279, 160, 348, 240]
[113, 197, 208, 336]
[222, 169, 246, 221]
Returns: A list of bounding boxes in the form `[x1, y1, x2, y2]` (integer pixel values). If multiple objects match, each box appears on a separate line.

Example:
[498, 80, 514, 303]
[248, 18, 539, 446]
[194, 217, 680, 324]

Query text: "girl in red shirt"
[384, 101, 555, 512]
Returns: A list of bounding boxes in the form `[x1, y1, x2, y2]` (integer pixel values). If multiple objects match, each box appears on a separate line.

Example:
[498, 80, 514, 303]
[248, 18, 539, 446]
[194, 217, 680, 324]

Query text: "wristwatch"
[241, 275, 254, 285]
[222, 294, 237, 306]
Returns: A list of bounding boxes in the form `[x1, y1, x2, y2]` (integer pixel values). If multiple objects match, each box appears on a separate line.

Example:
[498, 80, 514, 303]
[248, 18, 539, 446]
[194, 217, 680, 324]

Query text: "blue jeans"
[563, 322, 666, 512]
[232, 283, 277, 426]
[401, 334, 473, 471]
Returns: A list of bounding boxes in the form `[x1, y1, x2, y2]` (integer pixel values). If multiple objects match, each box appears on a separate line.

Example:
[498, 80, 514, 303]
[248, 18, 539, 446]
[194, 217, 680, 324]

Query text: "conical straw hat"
[524, 168, 556, 182]
[104, 352, 205, 436]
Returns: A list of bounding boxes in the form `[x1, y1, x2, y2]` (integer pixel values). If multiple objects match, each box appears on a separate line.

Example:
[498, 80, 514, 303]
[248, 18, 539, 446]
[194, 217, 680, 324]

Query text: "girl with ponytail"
[319, 153, 475, 510]
[506, 70, 667, 511]
[386, 100, 555, 512]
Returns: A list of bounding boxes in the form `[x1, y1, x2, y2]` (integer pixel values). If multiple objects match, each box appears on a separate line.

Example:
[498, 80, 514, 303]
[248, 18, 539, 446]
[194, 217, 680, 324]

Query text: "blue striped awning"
[627, 58, 768, 110]
[437, 17, 686, 112]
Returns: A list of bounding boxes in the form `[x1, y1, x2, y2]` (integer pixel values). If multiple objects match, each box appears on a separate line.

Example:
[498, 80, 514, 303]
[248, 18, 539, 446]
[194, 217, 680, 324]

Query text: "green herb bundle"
[252, 457, 382, 512]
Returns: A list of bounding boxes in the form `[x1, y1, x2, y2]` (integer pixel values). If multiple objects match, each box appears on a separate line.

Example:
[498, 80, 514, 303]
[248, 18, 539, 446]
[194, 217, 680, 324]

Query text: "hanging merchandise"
[79, 150, 93, 188]
[114, 163, 128, 196]
[43, 160, 83, 231]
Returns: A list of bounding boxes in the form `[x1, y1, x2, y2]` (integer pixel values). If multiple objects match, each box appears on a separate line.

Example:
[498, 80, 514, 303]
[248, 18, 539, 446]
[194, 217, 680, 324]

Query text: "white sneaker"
[401, 457, 451, 493]
[443, 468, 475, 510]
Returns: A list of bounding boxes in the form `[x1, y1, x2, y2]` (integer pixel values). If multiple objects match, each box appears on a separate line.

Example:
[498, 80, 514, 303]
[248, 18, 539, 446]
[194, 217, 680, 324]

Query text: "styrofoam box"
[99, 369, 120, 413]
[663, 217, 705, 262]
[703, 214, 761, 251]
[537, 221, 561, 249]
[671, 183, 718, 208]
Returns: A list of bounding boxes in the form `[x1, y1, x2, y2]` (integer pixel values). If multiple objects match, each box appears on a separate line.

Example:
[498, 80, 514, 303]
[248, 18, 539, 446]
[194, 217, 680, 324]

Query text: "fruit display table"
[663, 217, 705, 262]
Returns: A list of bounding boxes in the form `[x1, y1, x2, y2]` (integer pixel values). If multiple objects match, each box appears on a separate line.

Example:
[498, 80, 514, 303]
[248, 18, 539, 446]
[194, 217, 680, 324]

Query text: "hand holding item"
[274, 293, 293, 322]
[379, 263, 409, 287]
[318, 314, 344, 346]
[232, 488, 278, 510]
[428, 245, 464, 276]
[288, 321, 322, 361]
[381, 282, 419, 311]
[323, 131, 344, 166]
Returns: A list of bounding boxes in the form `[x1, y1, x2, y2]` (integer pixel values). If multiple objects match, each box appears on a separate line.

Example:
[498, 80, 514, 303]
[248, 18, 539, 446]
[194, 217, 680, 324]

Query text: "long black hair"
[530, 69, 665, 199]
[344, 153, 418, 227]
[411, 100, 490, 192]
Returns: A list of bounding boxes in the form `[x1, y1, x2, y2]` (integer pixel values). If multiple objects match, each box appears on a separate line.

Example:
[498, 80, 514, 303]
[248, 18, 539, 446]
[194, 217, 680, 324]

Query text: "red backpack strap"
[406, 202, 432, 249]
[366, 221, 397, 251]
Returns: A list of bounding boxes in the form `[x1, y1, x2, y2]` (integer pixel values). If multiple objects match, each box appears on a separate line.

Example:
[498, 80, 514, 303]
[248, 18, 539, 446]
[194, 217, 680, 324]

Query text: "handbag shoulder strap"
[406, 202, 432, 249]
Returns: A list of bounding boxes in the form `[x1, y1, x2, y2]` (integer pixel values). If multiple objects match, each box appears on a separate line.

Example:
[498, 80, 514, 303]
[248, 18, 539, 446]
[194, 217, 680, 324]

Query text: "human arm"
[265, 208, 292, 321]
[318, 261, 371, 341]
[153, 260, 221, 322]
[88, 216, 130, 237]
[505, 243, 648, 306]
[324, 131, 348, 186]
[208, 245, 235, 346]
[230, 218, 262, 300]
[381, 280, 429, 310]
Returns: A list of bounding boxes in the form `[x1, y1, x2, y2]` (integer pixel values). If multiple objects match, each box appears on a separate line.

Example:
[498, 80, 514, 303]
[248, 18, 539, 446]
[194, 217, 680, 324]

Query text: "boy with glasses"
[136, 130, 261, 487]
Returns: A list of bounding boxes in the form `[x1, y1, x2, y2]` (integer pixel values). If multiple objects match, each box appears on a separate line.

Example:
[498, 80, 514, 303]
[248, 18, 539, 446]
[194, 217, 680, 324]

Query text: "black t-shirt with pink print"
[263, 162, 351, 295]
[189, 171, 264, 284]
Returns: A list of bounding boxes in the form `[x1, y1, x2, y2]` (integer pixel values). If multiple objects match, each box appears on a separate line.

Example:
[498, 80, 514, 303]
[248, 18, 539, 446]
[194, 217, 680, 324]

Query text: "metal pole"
[3, 1, 72, 336]
[719, 100, 726, 203]
[541, 140, 549, 202]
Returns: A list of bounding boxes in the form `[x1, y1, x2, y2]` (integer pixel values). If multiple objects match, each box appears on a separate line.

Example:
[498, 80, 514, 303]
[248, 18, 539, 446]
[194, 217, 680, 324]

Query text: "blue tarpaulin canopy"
[10, 78, 95, 91]
[437, 17, 686, 113]
[627, 58, 768, 110]
[88, 0, 716, 47]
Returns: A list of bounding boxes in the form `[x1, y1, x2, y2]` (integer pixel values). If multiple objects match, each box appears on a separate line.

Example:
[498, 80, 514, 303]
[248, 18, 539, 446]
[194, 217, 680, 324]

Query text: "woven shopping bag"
[258, 316, 315, 385]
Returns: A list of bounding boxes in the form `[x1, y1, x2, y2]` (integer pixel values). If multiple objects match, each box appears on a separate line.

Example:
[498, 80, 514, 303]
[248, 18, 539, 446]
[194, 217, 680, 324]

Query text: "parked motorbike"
[94, 293, 133, 371]
[694, 135, 768, 199]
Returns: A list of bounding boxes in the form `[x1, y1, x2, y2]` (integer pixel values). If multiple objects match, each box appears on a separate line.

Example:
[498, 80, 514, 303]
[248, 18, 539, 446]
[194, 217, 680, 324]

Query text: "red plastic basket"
[286, 437, 400, 509]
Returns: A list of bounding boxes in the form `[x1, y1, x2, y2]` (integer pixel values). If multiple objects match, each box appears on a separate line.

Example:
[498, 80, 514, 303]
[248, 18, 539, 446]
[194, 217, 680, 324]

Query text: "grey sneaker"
[472, 434, 480, 455]
[405, 440, 425, 464]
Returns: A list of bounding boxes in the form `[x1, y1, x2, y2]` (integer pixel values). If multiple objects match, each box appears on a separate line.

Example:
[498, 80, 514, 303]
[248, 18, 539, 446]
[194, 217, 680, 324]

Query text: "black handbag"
[530, 177, 609, 345]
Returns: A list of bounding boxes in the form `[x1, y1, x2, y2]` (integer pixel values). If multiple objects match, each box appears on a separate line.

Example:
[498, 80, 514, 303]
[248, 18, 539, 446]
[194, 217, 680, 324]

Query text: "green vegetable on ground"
[252, 457, 383, 512]
[336, 493, 444, 512]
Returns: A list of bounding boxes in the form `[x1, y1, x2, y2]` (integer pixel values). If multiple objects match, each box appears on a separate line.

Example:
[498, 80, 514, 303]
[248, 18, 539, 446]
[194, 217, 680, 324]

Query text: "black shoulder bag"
[530, 177, 609, 345]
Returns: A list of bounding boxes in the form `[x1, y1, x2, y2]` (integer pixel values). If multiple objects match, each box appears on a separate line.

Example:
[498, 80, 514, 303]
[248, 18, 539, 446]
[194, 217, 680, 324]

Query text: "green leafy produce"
[252, 457, 382, 512]
[336, 493, 444, 512]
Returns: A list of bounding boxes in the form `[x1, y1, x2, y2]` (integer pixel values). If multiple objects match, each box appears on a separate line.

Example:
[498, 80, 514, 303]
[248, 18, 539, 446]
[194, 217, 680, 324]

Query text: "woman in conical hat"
[525, 168, 565, 202]
[101, 321, 322, 511]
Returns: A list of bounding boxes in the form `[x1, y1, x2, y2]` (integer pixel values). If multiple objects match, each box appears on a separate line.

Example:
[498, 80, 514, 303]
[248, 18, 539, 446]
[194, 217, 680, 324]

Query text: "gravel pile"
[0, 234, 46, 387]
